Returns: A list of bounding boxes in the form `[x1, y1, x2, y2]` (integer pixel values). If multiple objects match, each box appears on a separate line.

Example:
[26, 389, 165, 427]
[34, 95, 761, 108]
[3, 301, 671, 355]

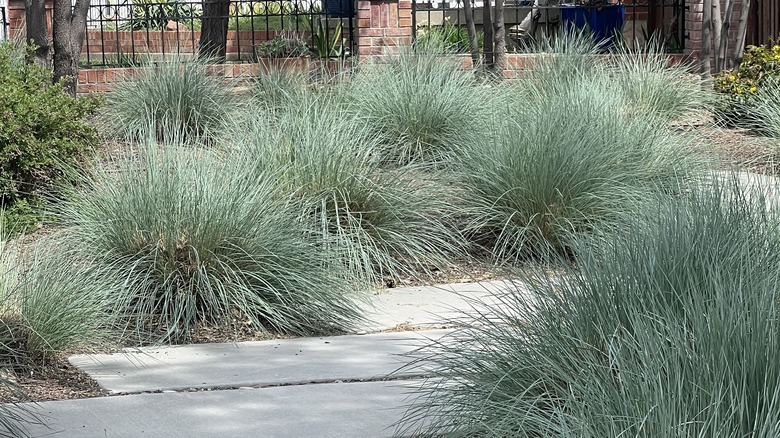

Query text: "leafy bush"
[456, 68, 701, 262]
[347, 45, 491, 166]
[54, 142, 366, 341]
[227, 1, 308, 31]
[399, 174, 780, 437]
[104, 57, 235, 143]
[237, 93, 467, 284]
[254, 33, 310, 59]
[415, 22, 484, 54]
[0, 42, 100, 229]
[128, 0, 201, 30]
[714, 44, 780, 127]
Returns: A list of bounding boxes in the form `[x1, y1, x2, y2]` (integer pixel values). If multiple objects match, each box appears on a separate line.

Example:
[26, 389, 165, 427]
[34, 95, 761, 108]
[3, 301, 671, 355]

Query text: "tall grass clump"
[0, 230, 69, 436]
[0, 239, 114, 363]
[347, 44, 492, 166]
[399, 174, 780, 437]
[752, 78, 780, 140]
[251, 62, 313, 110]
[457, 68, 702, 262]
[604, 41, 711, 122]
[104, 57, 235, 143]
[236, 92, 467, 284]
[54, 141, 366, 341]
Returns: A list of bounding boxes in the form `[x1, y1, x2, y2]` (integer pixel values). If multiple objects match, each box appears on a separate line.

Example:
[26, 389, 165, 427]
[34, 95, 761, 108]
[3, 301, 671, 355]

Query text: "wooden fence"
[747, 0, 779, 47]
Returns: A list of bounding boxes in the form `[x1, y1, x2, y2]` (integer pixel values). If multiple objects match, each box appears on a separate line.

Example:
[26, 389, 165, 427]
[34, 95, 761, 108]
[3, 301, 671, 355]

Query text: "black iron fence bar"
[80, 0, 355, 68]
[411, 0, 686, 54]
[1, 7, 8, 41]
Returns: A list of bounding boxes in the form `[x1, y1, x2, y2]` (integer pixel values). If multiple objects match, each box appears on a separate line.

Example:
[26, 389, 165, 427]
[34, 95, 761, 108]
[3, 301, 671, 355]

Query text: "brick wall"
[686, 0, 747, 62]
[76, 57, 329, 94]
[356, 0, 412, 56]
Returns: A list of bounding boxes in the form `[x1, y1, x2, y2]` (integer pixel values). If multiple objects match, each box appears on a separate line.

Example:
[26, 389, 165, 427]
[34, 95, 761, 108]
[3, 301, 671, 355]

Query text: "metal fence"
[412, 0, 687, 53]
[80, 0, 355, 67]
[1, 7, 8, 41]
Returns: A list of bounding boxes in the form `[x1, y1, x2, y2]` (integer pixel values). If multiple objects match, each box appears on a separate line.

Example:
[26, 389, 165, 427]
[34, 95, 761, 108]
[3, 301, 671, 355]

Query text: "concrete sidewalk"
[70, 330, 452, 394]
[14, 381, 419, 438]
[8, 280, 522, 438]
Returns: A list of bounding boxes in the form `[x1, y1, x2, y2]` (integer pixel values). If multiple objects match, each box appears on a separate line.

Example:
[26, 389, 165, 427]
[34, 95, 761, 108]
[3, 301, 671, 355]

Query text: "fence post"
[356, 0, 413, 58]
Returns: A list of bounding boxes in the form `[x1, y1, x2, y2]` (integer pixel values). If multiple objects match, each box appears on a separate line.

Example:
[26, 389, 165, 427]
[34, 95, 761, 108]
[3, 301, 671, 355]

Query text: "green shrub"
[456, 69, 701, 262]
[0, 42, 100, 230]
[347, 45, 491, 166]
[105, 57, 235, 143]
[0, 199, 43, 236]
[128, 0, 201, 30]
[415, 22, 484, 54]
[713, 44, 780, 128]
[54, 142, 366, 341]
[254, 33, 310, 59]
[399, 174, 780, 437]
[237, 93, 467, 284]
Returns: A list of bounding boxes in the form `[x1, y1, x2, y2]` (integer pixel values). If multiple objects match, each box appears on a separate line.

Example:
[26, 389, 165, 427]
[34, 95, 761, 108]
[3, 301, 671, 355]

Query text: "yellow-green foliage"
[714, 44, 780, 98]
[713, 44, 780, 128]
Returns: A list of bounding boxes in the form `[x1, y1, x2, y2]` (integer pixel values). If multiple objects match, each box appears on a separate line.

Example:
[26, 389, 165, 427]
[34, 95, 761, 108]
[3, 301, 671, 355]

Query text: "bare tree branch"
[700, 0, 713, 75]
[732, 0, 751, 69]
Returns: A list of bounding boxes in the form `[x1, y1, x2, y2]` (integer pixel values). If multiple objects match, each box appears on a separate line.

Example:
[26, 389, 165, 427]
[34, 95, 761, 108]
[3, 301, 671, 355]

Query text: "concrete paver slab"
[361, 279, 524, 332]
[69, 330, 452, 394]
[13, 380, 421, 438]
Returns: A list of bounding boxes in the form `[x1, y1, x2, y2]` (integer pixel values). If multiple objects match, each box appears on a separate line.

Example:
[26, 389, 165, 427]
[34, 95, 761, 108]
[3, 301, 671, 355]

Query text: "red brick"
[371, 4, 381, 25]
[384, 27, 411, 36]
[358, 28, 385, 37]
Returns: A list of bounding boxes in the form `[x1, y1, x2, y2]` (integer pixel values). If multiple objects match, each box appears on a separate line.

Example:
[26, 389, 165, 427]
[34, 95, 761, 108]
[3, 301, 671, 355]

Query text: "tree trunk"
[717, 0, 735, 72]
[463, 0, 480, 67]
[25, 0, 50, 66]
[199, 0, 230, 61]
[732, 0, 751, 69]
[52, 0, 90, 96]
[482, 0, 494, 68]
[493, 0, 506, 72]
[700, 0, 713, 76]
[712, 0, 722, 71]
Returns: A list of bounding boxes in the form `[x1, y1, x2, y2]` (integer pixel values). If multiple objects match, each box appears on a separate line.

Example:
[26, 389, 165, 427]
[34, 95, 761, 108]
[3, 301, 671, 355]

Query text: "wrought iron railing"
[79, 0, 355, 67]
[1, 7, 9, 41]
[412, 0, 687, 53]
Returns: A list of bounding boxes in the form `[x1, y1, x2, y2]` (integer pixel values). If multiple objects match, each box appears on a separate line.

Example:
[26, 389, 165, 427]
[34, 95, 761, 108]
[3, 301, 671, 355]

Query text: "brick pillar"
[6, 0, 54, 39]
[685, 0, 704, 57]
[686, 1, 749, 60]
[356, 0, 413, 58]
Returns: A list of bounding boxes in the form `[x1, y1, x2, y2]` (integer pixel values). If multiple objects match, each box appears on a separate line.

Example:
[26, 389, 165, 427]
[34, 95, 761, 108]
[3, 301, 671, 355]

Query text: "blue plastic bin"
[324, 0, 354, 17]
[560, 4, 625, 48]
